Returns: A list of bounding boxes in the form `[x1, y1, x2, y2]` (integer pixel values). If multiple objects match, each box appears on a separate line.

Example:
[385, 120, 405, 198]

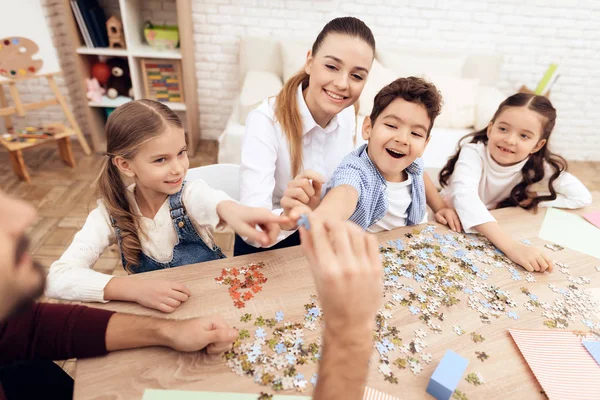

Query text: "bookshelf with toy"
[64, 0, 199, 155]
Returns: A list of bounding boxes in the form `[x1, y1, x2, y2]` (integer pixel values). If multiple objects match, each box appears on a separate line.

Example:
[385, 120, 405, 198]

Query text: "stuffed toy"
[106, 58, 132, 99]
[86, 77, 105, 103]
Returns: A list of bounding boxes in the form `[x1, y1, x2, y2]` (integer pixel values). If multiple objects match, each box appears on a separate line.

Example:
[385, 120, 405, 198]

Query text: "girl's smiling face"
[115, 124, 189, 197]
[303, 33, 374, 127]
[486, 106, 548, 166]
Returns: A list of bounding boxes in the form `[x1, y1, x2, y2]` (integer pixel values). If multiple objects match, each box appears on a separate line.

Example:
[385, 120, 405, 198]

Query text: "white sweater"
[45, 180, 231, 303]
[442, 142, 592, 233]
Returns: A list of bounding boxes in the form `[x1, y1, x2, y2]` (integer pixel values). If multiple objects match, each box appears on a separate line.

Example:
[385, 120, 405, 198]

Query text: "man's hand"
[299, 215, 382, 334]
[160, 315, 238, 354]
[299, 214, 383, 400]
[105, 313, 237, 354]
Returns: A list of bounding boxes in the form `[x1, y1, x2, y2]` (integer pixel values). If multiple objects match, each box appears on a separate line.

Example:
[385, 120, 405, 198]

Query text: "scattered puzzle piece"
[465, 372, 484, 386]
[297, 214, 310, 230]
[216, 263, 268, 308]
[470, 333, 485, 343]
[452, 390, 469, 400]
[475, 351, 489, 362]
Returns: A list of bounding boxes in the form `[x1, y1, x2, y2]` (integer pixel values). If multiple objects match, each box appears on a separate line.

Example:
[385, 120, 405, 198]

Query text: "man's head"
[0, 189, 46, 320]
[362, 77, 442, 182]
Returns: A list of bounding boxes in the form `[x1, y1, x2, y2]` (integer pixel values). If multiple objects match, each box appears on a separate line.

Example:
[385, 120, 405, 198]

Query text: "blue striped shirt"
[325, 144, 426, 230]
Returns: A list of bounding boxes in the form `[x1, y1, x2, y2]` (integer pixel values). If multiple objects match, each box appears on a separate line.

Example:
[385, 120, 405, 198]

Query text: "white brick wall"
[25, 0, 600, 161]
[190, 0, 600, 161]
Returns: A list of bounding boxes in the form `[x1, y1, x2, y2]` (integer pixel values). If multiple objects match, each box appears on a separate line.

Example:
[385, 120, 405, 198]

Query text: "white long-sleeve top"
[239, 84, 356, 247]
[45, 180, 231, 303]
[442, 142, 592, 233]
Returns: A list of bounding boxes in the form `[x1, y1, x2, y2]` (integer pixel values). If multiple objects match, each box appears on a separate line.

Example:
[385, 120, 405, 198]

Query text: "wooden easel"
[0, 72, 92, 183]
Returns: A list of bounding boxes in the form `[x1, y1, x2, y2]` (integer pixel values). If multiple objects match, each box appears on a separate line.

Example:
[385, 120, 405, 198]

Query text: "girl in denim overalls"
[46, 100, 286, 313]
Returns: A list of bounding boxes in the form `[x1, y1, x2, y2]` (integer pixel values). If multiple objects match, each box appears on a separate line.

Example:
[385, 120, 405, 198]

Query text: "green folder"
[538, 207, 600, 260]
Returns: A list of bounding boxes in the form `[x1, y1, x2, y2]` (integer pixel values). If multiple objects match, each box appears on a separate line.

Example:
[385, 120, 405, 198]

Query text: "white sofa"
[218, 37, 507, 187]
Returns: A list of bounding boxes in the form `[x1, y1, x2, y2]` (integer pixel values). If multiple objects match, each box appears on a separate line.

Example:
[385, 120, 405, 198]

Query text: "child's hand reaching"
[506, 242, 553, 273]
[434, 207, 462, 232]
[279, 170, 325, 230]
[105, 277, 192, 313]
[217, 201, 289, 247]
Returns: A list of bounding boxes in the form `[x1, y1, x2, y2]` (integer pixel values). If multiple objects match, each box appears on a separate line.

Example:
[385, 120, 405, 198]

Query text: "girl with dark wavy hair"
[439, 93, 591, 273]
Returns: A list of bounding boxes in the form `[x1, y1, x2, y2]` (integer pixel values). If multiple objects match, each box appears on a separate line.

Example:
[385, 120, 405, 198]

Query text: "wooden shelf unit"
[63, 0, 199, 155]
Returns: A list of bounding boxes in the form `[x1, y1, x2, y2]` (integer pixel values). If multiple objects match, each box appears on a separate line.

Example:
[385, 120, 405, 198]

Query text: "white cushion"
[463, 54, 504, 86]
[239, 37, 282, 84]
[238, 70, 283, 124]
[358, 59, 398, 117]
[280, 40, 311, 82]
[218, 120, 245, 164]
[427, 74, 479, 129]
[474, 85, 506, 131]
[377, 49, 466, 79]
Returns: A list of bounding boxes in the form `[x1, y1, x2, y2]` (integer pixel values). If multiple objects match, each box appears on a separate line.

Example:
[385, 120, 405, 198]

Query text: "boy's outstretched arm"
[290, 185, 359, 224]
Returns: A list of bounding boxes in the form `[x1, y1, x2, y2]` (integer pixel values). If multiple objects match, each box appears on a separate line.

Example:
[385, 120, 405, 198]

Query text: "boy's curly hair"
[369, 76, 443, 136]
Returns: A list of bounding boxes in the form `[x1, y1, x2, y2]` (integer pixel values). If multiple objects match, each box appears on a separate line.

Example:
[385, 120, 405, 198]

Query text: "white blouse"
[45, 180, 231, 303]
[442, 142, 592, 232]
[239, 84, 356, 246]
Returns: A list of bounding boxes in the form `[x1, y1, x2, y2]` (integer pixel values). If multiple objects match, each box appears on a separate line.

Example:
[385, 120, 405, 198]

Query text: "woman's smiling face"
[303, 33, 374, 126]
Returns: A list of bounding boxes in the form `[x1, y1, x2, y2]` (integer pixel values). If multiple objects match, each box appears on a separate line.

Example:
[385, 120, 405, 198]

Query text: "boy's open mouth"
[386, 148, 405, 159]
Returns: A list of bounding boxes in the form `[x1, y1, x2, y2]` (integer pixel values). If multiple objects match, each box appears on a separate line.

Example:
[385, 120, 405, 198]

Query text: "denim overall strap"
[113, 182, 225, 274]
[166, 181, 225, 267]
[111, 215, 166, 273]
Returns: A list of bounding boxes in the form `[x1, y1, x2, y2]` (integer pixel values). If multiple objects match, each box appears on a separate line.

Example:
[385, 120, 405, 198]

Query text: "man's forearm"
[105, 313, 172, 352]
[314, 327, 373, 400]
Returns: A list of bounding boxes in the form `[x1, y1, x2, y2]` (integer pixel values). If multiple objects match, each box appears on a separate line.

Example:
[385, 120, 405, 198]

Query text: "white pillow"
[238, 70, 283, 124]
[280, 40, 311, 82]
[474, 85, 506, 131]
[427, 74, 479, 129]
[378, 49, 466, 79]
[239, 37, 282, 85]
[358, 59, 398, 117]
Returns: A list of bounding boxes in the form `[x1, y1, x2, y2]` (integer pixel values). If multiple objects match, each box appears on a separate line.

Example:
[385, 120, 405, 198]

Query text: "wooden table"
[74, 195, 600, 400]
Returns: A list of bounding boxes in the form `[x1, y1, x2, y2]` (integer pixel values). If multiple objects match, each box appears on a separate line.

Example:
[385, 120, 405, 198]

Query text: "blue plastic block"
[426, 350, 469, 400]
[297, 214, 310, 231]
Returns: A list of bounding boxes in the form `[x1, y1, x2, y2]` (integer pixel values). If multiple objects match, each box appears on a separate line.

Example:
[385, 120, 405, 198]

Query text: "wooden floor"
[1, 140, 599, 379]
